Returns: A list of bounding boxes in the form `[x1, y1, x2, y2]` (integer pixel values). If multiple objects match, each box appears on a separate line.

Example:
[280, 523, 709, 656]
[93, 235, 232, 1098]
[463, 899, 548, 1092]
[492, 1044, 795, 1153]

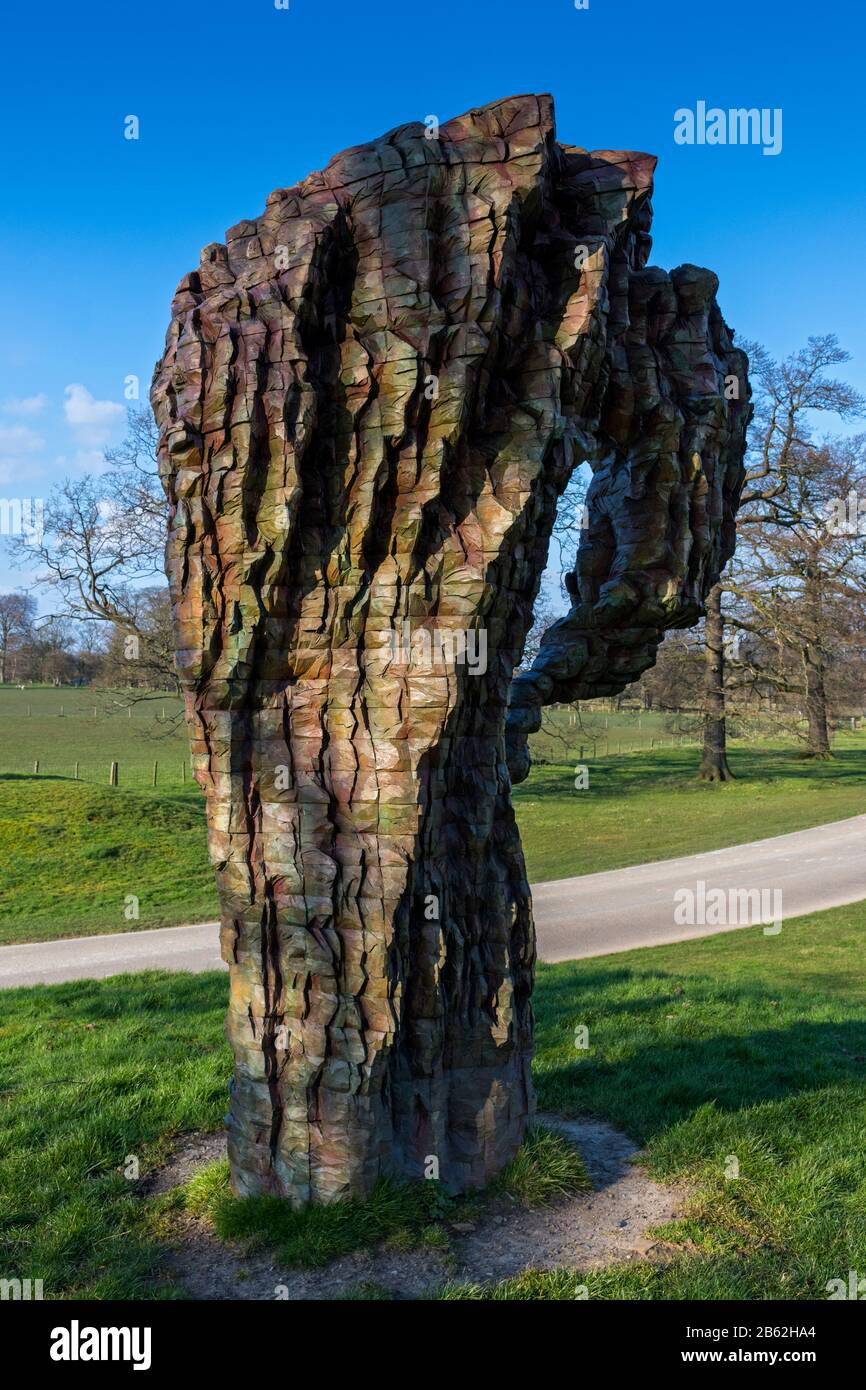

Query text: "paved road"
[2, 815, 864, 987]
[534, 813, 866, 962]
[1, 922, 224, 989]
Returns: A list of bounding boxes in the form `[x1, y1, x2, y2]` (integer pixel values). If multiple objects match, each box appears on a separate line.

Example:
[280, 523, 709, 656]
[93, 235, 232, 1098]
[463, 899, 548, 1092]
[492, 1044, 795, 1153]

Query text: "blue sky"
[1, 0, 863, 596]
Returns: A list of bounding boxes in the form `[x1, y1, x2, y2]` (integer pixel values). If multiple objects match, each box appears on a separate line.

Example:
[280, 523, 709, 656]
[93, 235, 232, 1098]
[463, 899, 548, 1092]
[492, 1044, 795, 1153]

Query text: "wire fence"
[0, 759, 192, 788]
[533, 734, 706, 762]
[2, 737, 710, 788]
[0, 702, 183, 721]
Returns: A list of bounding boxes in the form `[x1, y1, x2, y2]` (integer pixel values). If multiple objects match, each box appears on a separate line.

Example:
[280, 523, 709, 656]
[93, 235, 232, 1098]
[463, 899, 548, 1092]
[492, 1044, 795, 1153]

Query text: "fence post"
[74, 761, 79, 780]
[181, 761, 186, 784]
[33, 759, 39, 775]
[152, 761, 158, 787]
[109, 761, 118, 786]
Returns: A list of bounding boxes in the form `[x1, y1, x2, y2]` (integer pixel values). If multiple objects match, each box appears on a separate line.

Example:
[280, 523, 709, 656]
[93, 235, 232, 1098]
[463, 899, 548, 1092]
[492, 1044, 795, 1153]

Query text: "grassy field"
[2, 901, 865, 1299]
[1, 688, 864, 944]
[519, 738, 866, 881]
[0, 686, 189, 787]
[0, 687, 698, 787]
[0, 780, 217, 942]
[0, 688, 752, 780]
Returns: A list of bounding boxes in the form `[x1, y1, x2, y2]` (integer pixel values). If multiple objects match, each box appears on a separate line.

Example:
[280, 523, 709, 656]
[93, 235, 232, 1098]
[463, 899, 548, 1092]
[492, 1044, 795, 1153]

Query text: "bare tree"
[729, 433, 866, 756]
[699, 336, 865, 775]
[633, 630, 703, 713]
[96, 587, 176, 692]
[8, 406, 176, 693]
[548, 468, 590, 605]
[698, 582, 735, 778]
[0, 591, 36, 683]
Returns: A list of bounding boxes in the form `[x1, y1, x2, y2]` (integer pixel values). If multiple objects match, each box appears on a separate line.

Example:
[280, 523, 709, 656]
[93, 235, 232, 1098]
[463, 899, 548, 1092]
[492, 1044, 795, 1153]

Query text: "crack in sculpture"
[152, 94, 750, 1204]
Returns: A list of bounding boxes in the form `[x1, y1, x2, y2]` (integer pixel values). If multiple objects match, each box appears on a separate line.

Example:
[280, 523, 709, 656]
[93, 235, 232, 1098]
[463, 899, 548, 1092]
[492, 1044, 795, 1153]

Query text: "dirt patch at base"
[146, 1114, 684, 1300]
[144, 1131, 227, 1195]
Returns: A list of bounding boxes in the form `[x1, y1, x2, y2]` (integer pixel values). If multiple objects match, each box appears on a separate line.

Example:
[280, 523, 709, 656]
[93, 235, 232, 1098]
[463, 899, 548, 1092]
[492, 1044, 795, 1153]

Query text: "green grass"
[188, 1169, 458, 1268]
[0, 686, 864, 944]
[0, 780, 218, 944]
[516, 735, 866, 882]
[0, 971, 229, 1299]
[445, 902, 866, 1299]
[0, 685, 188, 786]
[169, 1124, 587, 1269]
[488, 1124, 591, 1206]
[3, 903, 866, 1299]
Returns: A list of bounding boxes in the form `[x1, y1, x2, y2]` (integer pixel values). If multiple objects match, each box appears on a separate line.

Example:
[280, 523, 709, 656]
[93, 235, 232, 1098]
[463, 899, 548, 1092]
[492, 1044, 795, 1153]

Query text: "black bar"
[5, 1297, 859, 1374]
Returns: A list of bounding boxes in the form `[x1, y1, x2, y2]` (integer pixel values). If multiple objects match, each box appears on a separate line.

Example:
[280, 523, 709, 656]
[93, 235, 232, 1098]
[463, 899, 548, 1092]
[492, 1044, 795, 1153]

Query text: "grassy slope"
[0, 780, 218, 943]
[3, 903, 866, 1299]
[0, 686, 189, 786]
[2, 732, 864, 945]
[516, 738, 866, 882]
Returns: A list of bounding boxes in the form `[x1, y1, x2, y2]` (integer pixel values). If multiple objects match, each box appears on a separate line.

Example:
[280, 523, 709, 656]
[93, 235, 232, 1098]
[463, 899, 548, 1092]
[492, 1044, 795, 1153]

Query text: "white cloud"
[0, 424, 44, 454]
[74, 449, 107, 472]
[0, 456, 47, 486]
[52, 448, 106, 474]
[2, 393, 49, 417]
[63, 383, 123, 448]
[0, 421, 45, 487]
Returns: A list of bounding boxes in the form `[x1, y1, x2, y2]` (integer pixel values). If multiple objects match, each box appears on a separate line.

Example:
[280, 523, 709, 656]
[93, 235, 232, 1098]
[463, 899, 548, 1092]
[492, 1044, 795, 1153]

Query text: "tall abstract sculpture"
[152, 95, 749, 1205]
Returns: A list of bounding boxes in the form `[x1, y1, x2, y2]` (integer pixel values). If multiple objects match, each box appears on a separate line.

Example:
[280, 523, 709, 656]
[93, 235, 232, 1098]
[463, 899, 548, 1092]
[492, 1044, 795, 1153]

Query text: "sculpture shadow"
[534, 964, 866, 1153]
[521, 744, 866, 802]
[536, 961, 866, 1134]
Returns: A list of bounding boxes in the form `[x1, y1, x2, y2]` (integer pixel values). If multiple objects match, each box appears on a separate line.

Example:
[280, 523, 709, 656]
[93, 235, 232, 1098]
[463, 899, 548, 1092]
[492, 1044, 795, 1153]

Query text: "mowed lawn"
[0, 780, 218, 944]
[519, 737, 866, 882]
[1, 712, 865, 943]
[0, 685, 189, 786]
[2, 903, 866, 1299]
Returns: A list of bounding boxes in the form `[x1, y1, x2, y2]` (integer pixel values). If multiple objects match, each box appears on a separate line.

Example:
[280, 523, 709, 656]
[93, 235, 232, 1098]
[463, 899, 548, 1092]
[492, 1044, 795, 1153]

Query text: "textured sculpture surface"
[152, 94, 750, 1203]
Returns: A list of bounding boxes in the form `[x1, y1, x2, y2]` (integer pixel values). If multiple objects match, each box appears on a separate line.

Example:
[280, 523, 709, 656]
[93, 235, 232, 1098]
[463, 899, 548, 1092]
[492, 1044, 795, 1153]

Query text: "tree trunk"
[804, 646, 832, 757]
[699, 584, 735, 781]
[153, 95, 749, 1206]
